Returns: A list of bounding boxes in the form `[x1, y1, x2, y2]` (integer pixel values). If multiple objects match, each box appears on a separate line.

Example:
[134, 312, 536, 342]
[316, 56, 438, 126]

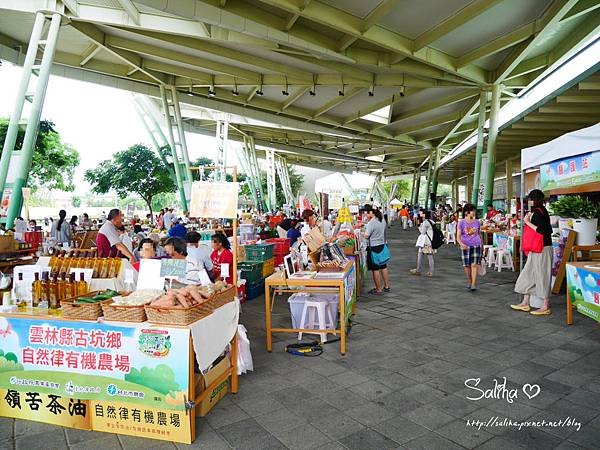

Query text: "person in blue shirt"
[168, 218, 188, 238]
[287, 219, 302, 245]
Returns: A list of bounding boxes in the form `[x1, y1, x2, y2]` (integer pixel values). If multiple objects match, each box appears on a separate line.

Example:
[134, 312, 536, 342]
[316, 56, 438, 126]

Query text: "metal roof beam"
[457, 22, 537, 68]
[561, 0, 600, 22]
[382, 90, 478, 129]
[414, 0, 504, 51]
[115, 0, 140, 25]
[78, 43, 101, 66]
[252, 0, 488, 84]
[494, 0, 580, 82]
[312, 87, 363, 118]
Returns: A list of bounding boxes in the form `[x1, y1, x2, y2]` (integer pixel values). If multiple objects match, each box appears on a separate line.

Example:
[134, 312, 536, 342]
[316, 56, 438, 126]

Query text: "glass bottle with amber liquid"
[41, 271, 50, 306]
[48, 274, 59, 309]
[99, 258, 109, 278]
[32, 272, 43, 307]
[77, 272, 89, 296]
[57, 273, 67, 304]
[65, 273, 77, 299]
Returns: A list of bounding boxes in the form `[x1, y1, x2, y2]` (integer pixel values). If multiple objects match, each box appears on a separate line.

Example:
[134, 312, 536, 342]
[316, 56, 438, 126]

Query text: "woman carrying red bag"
[510, 189, 553, 316]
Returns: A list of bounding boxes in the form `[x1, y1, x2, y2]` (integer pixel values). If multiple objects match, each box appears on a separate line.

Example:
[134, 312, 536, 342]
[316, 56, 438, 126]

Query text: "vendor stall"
[521, 123, 599, 312]
[0, 299, 239, 444]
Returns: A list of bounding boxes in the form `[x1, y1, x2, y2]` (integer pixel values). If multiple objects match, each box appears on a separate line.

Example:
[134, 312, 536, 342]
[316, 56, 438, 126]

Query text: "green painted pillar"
[471, 89, 488, 207]
[424, 150, 434, 209]
[6, 13, 62, 229]
[483, 83, 501, 209]
[430, 148, 441, 208]
[412, 168, 421, 205]
[410, 168, 417, 203]
[0, 12, 46, 200]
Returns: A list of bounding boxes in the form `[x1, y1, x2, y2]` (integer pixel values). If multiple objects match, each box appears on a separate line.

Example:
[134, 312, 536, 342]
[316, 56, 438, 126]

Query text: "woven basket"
[102, 300, 147, 322]
[144, 303, 213, 326]
[60, 290, 107, 321]
[145, 285, 236, 325]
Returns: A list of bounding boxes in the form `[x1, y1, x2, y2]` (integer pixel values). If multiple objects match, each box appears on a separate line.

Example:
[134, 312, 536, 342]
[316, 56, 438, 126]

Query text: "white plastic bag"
[236, 324, 254, 375]
[415, 234, 427, 248]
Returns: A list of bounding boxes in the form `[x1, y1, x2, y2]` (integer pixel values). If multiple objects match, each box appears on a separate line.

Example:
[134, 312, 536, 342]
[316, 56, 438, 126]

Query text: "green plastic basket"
[244, 244, 274, 262]
[238, 261, 263, 283]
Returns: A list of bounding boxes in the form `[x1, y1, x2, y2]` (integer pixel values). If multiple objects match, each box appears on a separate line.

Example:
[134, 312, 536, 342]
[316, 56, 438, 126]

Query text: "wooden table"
[264, 260, 356, 355]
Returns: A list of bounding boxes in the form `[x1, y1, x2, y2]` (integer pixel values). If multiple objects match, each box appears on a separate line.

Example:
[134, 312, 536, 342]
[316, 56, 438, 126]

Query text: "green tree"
[0, 119, 80, 191]
[85, 144, 175, 217]
[381, 179, 411, 201]
[71, 195, 81, 207]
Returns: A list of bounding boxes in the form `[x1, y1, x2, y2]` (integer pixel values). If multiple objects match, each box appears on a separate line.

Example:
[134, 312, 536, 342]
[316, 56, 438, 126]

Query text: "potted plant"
[550, 196, 599, 245]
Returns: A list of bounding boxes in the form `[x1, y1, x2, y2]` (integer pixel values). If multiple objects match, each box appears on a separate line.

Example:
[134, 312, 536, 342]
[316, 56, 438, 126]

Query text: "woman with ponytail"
[50, 209, 72, 244]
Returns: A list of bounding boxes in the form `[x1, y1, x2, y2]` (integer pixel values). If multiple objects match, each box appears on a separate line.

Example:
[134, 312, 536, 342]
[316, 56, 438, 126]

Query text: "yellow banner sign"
[91, 400, 192, 444]
[189, 181, 239, 219]
[0, 388, 91, 430]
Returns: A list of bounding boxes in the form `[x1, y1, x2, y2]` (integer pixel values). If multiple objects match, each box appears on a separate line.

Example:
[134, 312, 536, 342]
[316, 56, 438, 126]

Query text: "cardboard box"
[0, 236, 15, 253]
[196, 356, 230, 417]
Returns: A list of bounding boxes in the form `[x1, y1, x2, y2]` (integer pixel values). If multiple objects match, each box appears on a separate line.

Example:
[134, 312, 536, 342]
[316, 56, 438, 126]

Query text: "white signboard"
[190, 181, 239, 218]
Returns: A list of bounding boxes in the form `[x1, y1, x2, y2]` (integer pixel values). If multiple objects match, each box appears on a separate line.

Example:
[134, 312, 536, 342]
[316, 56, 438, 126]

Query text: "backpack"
[427, 219, 444, 249]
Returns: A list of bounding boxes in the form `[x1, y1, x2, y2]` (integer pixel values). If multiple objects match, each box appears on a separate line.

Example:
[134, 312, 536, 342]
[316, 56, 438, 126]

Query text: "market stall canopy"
[521, 123, 600, 170]
[0, 0, 598, 175]
[389, 198, 402, 206]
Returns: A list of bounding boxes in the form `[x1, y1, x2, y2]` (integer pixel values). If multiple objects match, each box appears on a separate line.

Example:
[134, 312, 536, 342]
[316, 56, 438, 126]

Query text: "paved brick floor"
[3, 225, 600, 449]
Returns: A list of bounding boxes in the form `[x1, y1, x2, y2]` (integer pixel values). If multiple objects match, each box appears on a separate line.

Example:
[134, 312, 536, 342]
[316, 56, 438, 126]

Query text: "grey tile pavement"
[4, 225, 600, 449]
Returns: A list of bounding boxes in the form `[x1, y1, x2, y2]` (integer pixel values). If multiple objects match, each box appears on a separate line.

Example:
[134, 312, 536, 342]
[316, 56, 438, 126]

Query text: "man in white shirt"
[185, 231, 214, 278]
[163, 208, 174, 231]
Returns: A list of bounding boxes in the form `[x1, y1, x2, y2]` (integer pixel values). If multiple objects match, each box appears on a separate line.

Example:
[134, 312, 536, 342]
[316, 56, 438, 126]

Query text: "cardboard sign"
[189, 181, 239, 219]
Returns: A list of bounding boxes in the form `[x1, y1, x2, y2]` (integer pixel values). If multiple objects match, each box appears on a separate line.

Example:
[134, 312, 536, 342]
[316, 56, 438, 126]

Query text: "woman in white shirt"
[410, 209, 436, 277]
[50, 210, 72, 245]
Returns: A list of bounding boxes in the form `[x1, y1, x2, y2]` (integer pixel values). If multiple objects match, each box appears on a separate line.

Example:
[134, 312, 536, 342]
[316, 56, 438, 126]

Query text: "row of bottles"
[30, 272, 89, 309]
[48, 251, 122, 279]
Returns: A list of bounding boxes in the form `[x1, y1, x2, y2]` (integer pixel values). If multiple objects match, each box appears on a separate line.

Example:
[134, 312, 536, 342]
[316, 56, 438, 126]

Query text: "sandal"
[368, 288, 383, 295]
[510, 304, 531, 312]
[426, 272, 433, 277]
[383, 287, 391, 292]
[530, 309, 551, 316]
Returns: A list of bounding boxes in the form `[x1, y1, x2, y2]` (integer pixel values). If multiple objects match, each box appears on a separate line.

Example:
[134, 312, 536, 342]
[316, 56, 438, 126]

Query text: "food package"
[111, 289, 164, 306]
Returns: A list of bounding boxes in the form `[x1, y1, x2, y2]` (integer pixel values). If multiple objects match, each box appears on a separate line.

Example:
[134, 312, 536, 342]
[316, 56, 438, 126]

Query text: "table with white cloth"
[0, 301, 239, 444]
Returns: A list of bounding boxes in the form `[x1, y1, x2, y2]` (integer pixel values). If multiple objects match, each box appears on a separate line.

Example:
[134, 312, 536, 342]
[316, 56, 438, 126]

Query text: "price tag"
[221, 263, 230, 278]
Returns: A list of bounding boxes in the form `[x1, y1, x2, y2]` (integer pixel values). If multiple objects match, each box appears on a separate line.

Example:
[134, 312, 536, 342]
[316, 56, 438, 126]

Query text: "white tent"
[521, 123, 600, 170]
[389, 198, 402, 206]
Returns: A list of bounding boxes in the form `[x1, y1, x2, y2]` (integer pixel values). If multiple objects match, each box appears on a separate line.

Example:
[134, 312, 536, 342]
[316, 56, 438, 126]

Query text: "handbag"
[371, 244, 390, 266]
[522, 208, 544, 256]
[478, 257, 487, 276]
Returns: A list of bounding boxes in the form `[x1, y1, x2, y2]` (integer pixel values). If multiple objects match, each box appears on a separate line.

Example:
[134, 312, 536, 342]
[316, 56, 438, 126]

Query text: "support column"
[169, 86, 193, 186]
[483, 83, 501, 209]
[160, 85, 188, 212]
[266, 150, 277, 212]
[451, 179, 457, 210]
[505, 159, 513, 210]
[6, 12, 62, 228]
[471, 89, 488, 207]
[413, 168, 421, 205]
[424, 151, 434, 209]
[465, 175, 472, 205]
[0, 12, 45, 199]
[430, 148, 441, 208]
[410, 169, 417, 204]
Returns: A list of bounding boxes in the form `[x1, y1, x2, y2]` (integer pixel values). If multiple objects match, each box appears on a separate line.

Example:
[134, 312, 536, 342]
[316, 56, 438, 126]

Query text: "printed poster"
[189, 181, 239, 218]
[343, 263, 356, 325]
[0, 317, 189, 409]
[567, 264, 600, 323]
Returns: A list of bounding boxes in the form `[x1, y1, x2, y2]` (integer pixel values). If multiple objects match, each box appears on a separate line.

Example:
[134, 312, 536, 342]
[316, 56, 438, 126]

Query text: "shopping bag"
[415, 234, 427, 247]
[522, 214, 544, 256]
[371, 244, 390, 265]
[236, 324, 254, 375]
[478, 257, 487, 276]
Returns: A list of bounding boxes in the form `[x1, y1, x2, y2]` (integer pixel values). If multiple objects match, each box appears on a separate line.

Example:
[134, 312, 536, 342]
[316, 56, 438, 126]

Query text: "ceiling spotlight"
[282, 89, 289, 96]
[368, 90, 374, 97]
[256, 75, 264, 96]
[232, 78, 239, 96]
[232, 89, 239, 96]
[309, 89, 316, 96]
[208, 89, 216, 97]
[256, 90, 264, 96]
[338, 89, 344, 96]
[368, 74, 375, 97]
[399, 85, 405, 97]
[187, 85, 194, 97]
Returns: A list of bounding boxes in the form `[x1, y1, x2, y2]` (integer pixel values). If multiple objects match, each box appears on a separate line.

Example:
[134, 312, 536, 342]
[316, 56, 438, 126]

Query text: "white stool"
[495, 250, 514, 272]
[446, 223, 456, 244]
[484, 245, 496, 267]
[298, 299, 336, 343]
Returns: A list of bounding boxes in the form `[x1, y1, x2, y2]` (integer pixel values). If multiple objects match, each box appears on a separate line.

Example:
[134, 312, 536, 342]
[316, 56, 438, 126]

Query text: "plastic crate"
[266, 238, 291, 255]
[246, 279, 265, 301]
[244, 244, 274, 262]
[261, 258, 274, 278]
[238, 262, 263, 283]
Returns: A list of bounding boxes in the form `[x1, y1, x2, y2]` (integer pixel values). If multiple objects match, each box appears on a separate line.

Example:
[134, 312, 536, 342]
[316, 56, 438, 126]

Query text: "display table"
[566, 262, 600, 325]
[0, 302, 239, 444]
[264, 260, 356, 355]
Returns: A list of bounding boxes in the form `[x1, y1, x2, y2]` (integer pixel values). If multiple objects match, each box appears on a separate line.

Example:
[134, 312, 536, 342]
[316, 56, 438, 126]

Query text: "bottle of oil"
[41, 271, 50, 304]
[65, 273, 76, 299]
[32, 272, 42, 307]
[99, 258, 109, 278]
[77, 272, 89, 296]
[49, 274, 59, 309]
[92, 256, 100, 278]
[15, 273, 25, 307]
[111, 257, 122, 278]
[57, 273, 66, 303]
[49, 251, 58, 273]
